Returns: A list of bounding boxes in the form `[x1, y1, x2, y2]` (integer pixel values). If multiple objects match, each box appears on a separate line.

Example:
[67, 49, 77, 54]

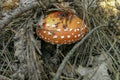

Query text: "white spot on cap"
[44, 37, 47, 39]
[67, 35, 71, 38]
[77, 28, 80, 31]
[48, 32, 52, 35]
[53, 35, 58, 38]
[81, 34, 84, 37]
[72, 33, 74, 35]
[78, 34, 81, 37]
[46, 24, 50, 27]
[61, 36, 64, 39]
[43, 31, 46, 33]
[69, 28, 72, 31]
[57, 29, 61, 32]
[52, 24, 56, 28]
[77, 21, 80, 24]
[74, 35, 77, 38]
[81, 27, 85, 31]
[74, 29, 77, 32]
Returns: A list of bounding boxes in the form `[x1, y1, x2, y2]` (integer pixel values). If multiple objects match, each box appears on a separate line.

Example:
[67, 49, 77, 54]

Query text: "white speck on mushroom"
[48, 32, 52, 35]
[57, 29, 61, 32]
[46, 24, 50, 27]
[81, 34, 84, 37]
[61, 36, 64, 39]
[44, 37, 47, 39]
[74, 29, 77, 32]
[77, 28, 80, 31]
[78, 34, 81, 37]
[52, 24, 56, 28]
[74, 35, 77, 38]
[53, 35, 58, 38]
[43, 31, 46, 33]
[77, 21, 80, 24]
[72, 33, 74, 35]
[69, 28, 72, 31]
[67, 35, 71, 38]
[81, 27, 84, 31]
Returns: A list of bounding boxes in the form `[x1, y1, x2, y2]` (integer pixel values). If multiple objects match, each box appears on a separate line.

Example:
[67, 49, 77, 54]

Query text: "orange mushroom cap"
[36, 11, 87, 44]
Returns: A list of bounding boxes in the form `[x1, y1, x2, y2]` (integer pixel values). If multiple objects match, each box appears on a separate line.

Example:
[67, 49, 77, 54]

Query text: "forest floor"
[0, 0, 120, 80]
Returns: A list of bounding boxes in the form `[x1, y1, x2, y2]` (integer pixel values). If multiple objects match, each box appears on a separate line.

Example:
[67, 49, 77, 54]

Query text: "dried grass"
[0, 0, 120, 80]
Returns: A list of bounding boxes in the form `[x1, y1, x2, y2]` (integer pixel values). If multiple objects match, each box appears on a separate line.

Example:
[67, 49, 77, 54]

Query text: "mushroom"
[36, 11, 87, 44]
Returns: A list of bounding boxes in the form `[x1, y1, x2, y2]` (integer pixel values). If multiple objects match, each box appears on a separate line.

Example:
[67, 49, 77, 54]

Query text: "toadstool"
[36, 11, 87, 45]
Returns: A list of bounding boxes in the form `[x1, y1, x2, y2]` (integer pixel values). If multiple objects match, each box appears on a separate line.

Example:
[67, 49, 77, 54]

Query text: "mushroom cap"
[36, 11, 87, 44]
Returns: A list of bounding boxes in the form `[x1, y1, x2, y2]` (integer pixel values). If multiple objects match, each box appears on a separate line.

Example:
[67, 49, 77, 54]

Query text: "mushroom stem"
[56, 44, 61, 54]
